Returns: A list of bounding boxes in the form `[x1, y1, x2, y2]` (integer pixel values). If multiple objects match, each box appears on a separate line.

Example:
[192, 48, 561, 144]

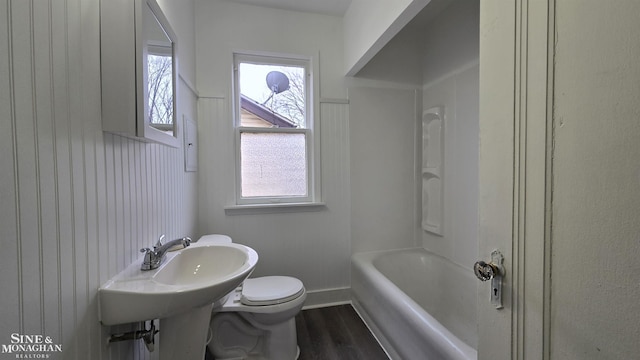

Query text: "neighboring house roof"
[240, 94, 296, 128]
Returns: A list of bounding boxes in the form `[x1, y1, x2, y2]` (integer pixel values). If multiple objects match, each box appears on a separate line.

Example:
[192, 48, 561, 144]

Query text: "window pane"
[240, 132, 307, 197]
[239, 63, 306, 128]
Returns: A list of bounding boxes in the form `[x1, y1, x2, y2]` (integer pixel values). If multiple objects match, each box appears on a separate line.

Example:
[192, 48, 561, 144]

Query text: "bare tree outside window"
[263, 69, 306, 127]
[239, 63, 306, 128]
[147, 54, 173, 125]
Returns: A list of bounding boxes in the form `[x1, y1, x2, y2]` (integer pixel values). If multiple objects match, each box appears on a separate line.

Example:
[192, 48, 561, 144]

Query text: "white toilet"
[196, 235, 307, 360]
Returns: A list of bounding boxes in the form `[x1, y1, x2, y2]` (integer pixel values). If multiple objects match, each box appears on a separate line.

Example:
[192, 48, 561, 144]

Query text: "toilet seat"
[218, 276, 306, 313]
[241, 276, 305, 306]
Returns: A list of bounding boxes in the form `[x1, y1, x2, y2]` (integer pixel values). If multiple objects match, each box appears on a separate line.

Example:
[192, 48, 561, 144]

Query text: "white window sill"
[224, 202, 327, 215]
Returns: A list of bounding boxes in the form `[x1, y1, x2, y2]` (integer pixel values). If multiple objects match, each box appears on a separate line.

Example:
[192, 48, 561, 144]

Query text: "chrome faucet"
[140, 234, 192, 271]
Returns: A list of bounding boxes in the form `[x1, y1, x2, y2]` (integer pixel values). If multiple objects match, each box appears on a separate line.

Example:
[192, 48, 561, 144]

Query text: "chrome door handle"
[474, 250, 504, 309]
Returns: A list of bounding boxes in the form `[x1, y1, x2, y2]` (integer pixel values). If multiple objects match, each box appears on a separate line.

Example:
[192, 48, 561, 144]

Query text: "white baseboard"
[302, 287, 351, 309]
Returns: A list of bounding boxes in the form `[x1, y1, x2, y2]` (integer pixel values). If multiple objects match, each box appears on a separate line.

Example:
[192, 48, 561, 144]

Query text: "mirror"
[143, 1, 175, 137]
[140, 0, 179, 146]
[99, 0, 179, 147]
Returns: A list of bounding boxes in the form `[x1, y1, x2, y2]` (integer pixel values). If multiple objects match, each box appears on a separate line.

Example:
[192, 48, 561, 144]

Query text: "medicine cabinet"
[100, 0, 180, 147]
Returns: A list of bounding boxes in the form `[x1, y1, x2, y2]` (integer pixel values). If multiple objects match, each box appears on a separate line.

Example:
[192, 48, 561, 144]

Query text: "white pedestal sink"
[159, 303, 214, 360]
[99, 242, 258, 359]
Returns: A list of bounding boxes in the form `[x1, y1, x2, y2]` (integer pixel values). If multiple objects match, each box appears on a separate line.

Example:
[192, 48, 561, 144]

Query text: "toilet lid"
[241, 276, 305, 306]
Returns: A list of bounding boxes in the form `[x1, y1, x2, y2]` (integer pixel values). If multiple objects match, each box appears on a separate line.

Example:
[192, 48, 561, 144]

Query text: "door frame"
[477, 0, 555, 358]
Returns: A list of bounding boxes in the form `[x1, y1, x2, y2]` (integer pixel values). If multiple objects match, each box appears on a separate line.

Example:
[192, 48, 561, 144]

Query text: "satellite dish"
[266, 71, 290, 94]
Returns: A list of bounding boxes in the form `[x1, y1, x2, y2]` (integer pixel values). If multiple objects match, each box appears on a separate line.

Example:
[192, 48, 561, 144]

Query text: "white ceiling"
[222, 0, 352, 16]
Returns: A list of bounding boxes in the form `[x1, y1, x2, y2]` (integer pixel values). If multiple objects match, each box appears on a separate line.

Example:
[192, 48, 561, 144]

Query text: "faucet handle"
[140, 247, 153, 262]
[140, 248, 154, 271]
[154, 234, 166, 249]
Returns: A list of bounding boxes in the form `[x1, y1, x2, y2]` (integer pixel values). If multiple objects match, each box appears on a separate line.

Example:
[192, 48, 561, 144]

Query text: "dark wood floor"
[296, 304, 388, 360]
[205, 304, 388, 360]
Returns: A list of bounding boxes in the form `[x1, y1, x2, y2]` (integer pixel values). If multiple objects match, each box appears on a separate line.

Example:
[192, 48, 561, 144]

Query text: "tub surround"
[421, 63, 479, 267]
[419, 0, 479, 269]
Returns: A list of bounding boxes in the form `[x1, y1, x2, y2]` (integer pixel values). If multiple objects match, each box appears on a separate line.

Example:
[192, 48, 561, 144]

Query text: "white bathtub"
[351, 248, 477, 360]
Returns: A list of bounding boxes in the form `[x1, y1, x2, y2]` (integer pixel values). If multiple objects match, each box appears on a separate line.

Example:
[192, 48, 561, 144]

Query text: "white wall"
[420, 0, 479, 269]
[343, 0, 432, 75]
[195, 0, 346, 99]
[195, 1, 352, 305]
[157, 0, 197, 90]
[348, 87, 419, 253]
[421, 0, 479, 85]
[551, 1, 640, 358]
[0, 0, 198, 359]
[352, 26, 424, 87]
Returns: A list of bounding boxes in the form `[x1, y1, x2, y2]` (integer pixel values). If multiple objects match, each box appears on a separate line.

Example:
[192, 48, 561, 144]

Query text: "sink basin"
[154, 245, 252, 285]
[99, 243, 258, 326]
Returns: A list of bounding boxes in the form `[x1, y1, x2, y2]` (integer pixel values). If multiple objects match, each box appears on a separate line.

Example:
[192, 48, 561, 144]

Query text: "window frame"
[232, 51, 321, 207]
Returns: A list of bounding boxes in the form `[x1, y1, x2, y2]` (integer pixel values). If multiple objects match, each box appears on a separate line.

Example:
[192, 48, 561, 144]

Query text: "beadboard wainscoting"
[0, 0, 198, 359]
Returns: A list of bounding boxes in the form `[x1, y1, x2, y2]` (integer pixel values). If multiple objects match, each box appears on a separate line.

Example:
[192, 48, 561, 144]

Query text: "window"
[233, 53, 318, 206]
